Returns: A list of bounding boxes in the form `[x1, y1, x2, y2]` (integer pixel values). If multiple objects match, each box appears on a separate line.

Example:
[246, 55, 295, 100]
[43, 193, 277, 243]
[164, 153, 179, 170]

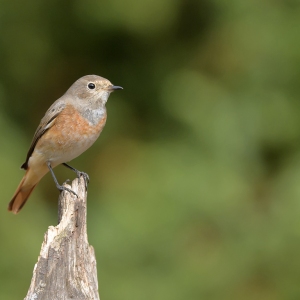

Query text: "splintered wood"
[25, 177, 100, 300]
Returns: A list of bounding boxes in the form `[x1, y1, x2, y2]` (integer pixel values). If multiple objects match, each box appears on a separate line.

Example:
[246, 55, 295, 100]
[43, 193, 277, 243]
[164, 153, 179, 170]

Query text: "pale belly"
[46, 130, 101, 166]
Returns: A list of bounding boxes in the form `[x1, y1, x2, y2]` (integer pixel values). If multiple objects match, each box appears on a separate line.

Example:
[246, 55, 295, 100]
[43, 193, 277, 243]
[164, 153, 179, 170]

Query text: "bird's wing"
[21, 100, 66, 170]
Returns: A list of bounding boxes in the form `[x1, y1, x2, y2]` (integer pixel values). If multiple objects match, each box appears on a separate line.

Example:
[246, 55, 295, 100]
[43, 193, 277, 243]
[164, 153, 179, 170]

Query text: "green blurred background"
[1, 0, 300, 299]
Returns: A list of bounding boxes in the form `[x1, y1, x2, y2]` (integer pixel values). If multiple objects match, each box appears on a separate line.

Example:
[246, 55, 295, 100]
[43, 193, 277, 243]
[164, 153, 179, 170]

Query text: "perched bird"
[8, 75, 122, 214]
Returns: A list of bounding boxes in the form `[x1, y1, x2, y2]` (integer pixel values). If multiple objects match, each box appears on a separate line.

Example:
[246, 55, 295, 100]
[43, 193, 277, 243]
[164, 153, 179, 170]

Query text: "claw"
[47, 162, 78, 197]
[58, 185, 78, 197]
[76, 171, 89, 189]
[62, 163, 89, 190]
[76, 171, 89, 187]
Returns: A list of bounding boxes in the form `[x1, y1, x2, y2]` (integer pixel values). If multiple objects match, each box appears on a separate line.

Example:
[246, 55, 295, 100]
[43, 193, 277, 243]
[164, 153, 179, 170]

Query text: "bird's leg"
[62, 163, 89, 189]
[47, 162, 78, 197]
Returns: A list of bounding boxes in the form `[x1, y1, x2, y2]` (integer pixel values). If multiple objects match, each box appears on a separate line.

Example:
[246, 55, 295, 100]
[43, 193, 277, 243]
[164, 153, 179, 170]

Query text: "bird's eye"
[88, 83, 95, 89]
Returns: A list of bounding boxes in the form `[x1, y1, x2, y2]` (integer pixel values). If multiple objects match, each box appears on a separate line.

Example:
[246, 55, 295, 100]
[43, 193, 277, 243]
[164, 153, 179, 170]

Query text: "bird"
[8, 75, 122, 214]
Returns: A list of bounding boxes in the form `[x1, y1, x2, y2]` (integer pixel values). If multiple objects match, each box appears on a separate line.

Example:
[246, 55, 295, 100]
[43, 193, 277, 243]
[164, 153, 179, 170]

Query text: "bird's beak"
[110, 85, 123, 91]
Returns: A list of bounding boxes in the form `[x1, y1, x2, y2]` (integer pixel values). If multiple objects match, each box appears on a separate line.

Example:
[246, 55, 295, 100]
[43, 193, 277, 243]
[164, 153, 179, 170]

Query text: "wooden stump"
[24, 176, 100, 300]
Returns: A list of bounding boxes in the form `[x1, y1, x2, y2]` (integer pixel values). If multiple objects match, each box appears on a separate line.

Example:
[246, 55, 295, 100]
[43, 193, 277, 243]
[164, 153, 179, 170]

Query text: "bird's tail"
[8, 168, 38, 214]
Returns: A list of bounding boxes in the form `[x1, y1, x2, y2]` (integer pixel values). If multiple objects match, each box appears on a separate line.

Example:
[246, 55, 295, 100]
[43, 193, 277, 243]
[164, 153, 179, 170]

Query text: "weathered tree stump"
[24, 176, 100, 300]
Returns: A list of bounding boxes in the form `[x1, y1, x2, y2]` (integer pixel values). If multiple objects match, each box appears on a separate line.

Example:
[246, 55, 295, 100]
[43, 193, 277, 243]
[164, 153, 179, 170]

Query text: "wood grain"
[25, 176, 100, 300]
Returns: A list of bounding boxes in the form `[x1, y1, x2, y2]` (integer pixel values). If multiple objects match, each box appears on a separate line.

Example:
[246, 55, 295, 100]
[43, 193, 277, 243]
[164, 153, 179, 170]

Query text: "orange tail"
[8, 169, 38, 214]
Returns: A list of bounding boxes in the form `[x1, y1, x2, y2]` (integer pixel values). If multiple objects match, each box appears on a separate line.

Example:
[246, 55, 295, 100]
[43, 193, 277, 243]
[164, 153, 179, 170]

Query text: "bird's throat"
[79, 106, 107, 126]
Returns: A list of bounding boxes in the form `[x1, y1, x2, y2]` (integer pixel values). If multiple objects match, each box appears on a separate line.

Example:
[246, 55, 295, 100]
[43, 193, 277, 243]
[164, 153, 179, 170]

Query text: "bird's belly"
[51, 131, 101, 165]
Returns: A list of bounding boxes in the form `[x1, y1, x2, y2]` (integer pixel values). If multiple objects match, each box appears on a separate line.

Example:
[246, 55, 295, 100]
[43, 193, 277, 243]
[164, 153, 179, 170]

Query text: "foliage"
[1, 0, 300, 299]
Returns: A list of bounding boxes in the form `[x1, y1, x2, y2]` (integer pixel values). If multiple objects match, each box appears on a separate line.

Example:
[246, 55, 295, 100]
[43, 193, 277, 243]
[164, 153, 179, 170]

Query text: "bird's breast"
[54, 104, 107, 140]
[35, 104, 107, 165]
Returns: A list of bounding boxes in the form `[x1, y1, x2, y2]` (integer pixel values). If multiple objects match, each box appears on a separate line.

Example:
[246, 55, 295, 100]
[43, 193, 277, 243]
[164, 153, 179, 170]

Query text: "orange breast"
[36, 104, 107, 162]
[54, 104, 107, 139]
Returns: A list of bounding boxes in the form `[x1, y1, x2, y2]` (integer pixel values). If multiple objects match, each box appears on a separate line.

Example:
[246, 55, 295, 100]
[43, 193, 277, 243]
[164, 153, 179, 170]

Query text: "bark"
[24, 177, 100, 300]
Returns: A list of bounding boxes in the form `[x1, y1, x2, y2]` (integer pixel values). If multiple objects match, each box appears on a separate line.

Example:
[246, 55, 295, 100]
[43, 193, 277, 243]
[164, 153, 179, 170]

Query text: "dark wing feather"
[21, 101, 66, 170]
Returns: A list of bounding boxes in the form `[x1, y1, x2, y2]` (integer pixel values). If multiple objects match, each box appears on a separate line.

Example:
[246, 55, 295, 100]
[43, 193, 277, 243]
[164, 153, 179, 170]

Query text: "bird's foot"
[58, 184, 78, 197]
[62, 163, 89, 190]
[75, 171, 89, 189]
